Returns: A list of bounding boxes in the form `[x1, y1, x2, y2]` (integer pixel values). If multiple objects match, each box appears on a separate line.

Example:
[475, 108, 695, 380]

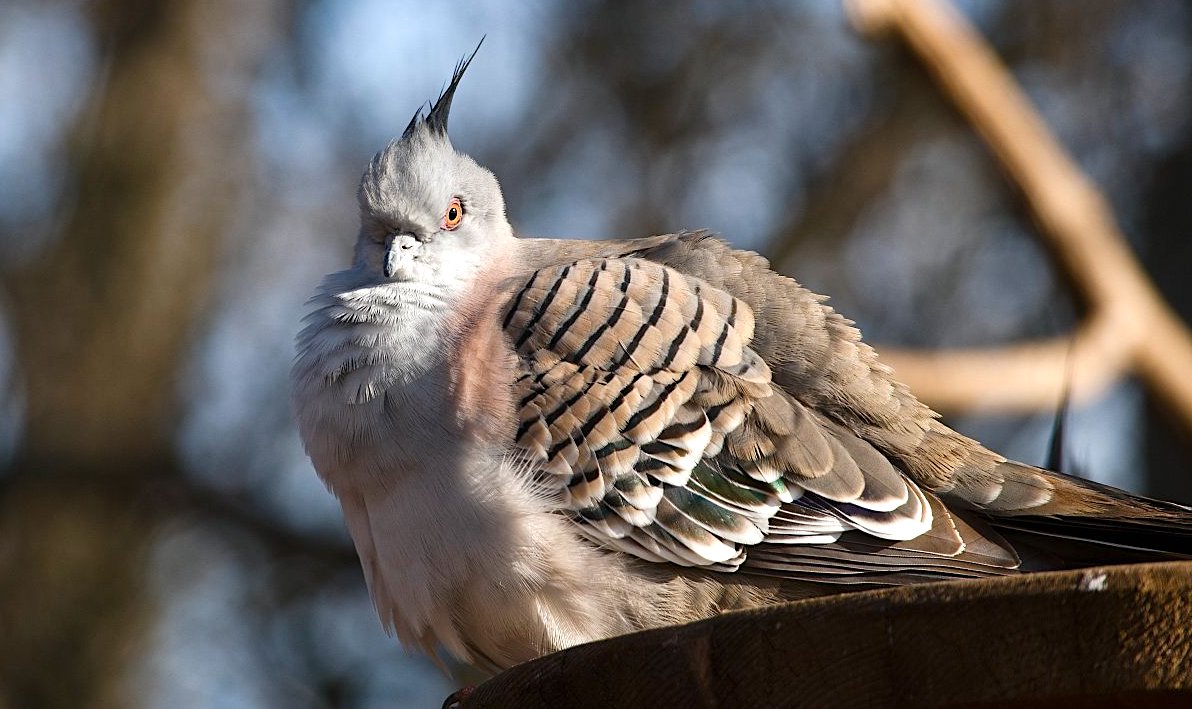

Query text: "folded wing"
[501, 256, 1018, 580]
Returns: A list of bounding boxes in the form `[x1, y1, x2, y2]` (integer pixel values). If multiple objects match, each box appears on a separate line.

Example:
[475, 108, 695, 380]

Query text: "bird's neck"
[291, 253, 520, 480]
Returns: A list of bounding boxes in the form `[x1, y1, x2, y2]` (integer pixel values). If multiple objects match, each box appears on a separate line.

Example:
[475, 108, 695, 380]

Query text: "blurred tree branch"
[845, 0, 1192, 434]
[0, 0, 286, 705]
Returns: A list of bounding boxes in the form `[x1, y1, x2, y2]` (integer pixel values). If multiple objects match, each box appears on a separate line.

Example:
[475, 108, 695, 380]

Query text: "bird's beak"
[383, 233, 421, 279]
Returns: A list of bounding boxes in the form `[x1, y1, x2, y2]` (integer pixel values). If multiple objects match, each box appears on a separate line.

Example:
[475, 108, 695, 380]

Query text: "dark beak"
[383, 233, 421, 278]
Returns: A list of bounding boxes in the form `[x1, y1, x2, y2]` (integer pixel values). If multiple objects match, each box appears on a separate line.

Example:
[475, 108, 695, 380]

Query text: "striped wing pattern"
[502, 257, 948, 573]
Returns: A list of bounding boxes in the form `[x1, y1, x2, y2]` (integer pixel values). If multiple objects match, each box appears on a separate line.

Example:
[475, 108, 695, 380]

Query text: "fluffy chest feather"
[291, 267, 519, 473]
[290, 268, 633, 666]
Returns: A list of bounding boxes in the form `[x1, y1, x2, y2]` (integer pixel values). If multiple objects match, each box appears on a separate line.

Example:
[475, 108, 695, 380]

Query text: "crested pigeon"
[290, 49, 1192, 670]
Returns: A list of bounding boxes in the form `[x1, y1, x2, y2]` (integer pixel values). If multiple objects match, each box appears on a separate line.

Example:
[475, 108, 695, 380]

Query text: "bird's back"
[508, 231, 1192, 585]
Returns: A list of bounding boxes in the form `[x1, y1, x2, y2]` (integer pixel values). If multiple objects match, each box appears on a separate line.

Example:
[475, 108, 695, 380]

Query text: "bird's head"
[353, 42, 511, 293]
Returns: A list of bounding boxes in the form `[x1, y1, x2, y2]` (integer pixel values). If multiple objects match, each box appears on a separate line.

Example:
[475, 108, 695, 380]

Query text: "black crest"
[402, 38, 485, 140]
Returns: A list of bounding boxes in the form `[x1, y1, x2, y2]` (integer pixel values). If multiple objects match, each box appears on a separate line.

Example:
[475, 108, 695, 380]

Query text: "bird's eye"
[443, 198, 463, 230]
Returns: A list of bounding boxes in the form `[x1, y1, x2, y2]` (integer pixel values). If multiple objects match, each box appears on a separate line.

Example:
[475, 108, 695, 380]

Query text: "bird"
[290, 47, 1192, 671]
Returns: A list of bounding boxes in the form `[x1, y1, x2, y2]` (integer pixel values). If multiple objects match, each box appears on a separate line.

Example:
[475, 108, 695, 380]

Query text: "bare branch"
[844, 0, 1192, 430]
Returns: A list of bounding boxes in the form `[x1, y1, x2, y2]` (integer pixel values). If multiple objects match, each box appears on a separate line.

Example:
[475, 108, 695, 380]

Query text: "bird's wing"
[626, 233, 1192, 562]
[518, 232, 1061, 514]
[500, 254, 1019, 580]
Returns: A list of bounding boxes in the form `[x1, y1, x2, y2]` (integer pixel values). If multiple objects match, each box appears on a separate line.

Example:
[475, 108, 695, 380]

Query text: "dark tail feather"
[1044, 338, 1077, 474]
[989, 472, 1192, 569]
[1044, 378, 1070, 473]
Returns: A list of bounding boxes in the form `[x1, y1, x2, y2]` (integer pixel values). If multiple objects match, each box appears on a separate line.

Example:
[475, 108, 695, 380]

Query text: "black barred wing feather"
[501, 257, 1018, 580]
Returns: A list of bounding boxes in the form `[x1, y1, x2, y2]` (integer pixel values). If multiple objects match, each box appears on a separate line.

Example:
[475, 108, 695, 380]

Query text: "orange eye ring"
[443, 198, 463, 230]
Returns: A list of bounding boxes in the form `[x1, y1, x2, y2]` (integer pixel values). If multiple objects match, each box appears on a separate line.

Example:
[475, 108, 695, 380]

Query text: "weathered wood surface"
[461, 562, 1192, 708]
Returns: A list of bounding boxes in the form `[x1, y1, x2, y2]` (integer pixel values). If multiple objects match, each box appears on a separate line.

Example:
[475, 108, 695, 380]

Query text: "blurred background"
[2, 0, 1191, 706]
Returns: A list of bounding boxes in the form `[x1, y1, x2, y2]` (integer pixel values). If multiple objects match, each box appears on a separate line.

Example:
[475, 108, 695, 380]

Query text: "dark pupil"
[449, 207, 458, 220]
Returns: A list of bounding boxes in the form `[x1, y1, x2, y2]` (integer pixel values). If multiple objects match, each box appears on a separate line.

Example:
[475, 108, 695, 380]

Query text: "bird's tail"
[984, 468, 1192, 570]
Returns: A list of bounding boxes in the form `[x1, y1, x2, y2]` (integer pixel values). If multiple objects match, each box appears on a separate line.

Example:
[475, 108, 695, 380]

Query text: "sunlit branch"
[845, 0, 1192, 433]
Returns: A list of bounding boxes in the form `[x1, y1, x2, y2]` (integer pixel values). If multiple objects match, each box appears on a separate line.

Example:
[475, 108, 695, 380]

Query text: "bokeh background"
[2, 1, 1191, 706]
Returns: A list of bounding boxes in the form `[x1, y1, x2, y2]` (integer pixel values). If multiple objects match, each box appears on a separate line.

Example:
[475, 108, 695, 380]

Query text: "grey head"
[353, 41, 513, 296]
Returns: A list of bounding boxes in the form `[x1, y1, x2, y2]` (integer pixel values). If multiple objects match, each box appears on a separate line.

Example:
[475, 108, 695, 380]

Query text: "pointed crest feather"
[402, 38, 485, 140]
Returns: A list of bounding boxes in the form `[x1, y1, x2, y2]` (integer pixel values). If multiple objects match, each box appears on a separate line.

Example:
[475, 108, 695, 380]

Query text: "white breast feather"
[290, 267, 632, 666]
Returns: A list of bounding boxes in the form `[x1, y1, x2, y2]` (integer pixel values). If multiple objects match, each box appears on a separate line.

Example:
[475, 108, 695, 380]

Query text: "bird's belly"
[338, 457, 641, 668]
[299, 357, 649, 667]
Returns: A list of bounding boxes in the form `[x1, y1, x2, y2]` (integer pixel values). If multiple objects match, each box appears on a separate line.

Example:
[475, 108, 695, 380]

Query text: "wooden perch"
[461, 562, 1192, 708]
[842, 0, 1192, 432]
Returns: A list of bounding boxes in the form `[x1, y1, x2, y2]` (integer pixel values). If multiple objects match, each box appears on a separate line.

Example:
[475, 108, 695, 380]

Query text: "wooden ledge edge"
[463, 562, 1192, 708]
